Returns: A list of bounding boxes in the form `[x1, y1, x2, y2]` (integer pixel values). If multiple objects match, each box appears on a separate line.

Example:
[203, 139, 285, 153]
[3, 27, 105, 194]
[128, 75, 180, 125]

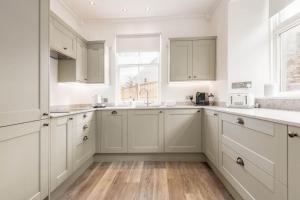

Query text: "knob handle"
[214, 113, 218, 117]
[237, 118, 244, 125]
[69, 117, 73, 120]
[159, 111, 163, 114]
[197, 110, 201, 113]
[193, 75, 197, 78]
[83, 114, 87, 118]
[63, 47, 68, 50]
[83, 124, 88, 130]
[236, 157, 244, 166]
[188, 75, 192, 79]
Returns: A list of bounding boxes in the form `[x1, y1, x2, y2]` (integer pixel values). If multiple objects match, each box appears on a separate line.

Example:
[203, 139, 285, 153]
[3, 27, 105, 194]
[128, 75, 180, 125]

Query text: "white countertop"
[50, 105, 300, 127]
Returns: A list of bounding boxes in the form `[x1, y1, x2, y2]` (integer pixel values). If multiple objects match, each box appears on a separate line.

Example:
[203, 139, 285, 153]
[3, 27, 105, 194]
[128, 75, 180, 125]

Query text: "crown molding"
[58, 0, 84, 24]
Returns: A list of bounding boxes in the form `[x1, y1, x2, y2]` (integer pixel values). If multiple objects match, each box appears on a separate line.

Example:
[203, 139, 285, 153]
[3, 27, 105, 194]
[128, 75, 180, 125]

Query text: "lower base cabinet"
[128, 110, 164, 153]
[164, 109, 202, 152]
[219, 113, 287, 200]
[50, 116, 74, 192]
[0, 120, 49, 200]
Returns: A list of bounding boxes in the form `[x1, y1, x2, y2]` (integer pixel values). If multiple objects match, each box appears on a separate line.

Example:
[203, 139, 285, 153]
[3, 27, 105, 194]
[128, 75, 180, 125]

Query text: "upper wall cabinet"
[169, 37, 216, 81]
[0, 0, 49, 127]
[57, 38, 88, 83]
[50, 16, 77, 59]
[87, 42, 109, 84]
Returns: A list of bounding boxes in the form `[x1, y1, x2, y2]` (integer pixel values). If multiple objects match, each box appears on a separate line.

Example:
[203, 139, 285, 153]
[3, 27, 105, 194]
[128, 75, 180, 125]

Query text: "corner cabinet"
[164, 109, 202, 152]
[128, 110, 164, 153]
[288, 126, 300, 200]
[204, 110, 219, 167]
[169, 37, 216, 82]
[0, 120, 50, 200]
[0, 0, 49, 127]
[99, 110, 128, 153]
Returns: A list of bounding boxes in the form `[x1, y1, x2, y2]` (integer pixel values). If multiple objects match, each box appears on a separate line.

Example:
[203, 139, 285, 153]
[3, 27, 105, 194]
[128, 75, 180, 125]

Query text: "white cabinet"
[0, 0, 49, 127]
[50, 116, 74, 191]
[0, 120, 49, 200]
[128, 110, 164, 153]
[50, 15, 77, 59]
[164, 109, 202, 152]
[219, 113, 287, 200]
[73, 112, 96, 171]
[204, 110, 219, 167]
[87, 42, 109, 84]
[169, 37, 216, 82]
[170, 40, 193, 81]
[57, 38, 88, 83]
[288, 126, 300, 200]
[192, 39, 216, 80]
[99, 110, 128, 153]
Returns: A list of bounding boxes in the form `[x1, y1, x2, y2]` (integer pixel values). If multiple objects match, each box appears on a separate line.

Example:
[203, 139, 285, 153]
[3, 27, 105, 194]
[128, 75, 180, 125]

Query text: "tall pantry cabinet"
[0, 0, 50, 199]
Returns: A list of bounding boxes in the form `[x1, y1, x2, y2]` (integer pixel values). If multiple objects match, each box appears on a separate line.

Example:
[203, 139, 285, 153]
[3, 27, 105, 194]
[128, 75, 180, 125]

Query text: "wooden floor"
[60, 161, 233, 200]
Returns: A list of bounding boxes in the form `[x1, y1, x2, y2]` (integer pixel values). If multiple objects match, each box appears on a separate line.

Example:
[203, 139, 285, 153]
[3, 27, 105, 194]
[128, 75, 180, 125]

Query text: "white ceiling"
[62, 0, 220, 20]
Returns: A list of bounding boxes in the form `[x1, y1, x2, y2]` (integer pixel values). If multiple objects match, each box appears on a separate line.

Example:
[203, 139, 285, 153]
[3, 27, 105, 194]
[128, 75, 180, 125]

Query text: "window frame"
[272, 12, 300, 97]
[115, 34, 162, 105]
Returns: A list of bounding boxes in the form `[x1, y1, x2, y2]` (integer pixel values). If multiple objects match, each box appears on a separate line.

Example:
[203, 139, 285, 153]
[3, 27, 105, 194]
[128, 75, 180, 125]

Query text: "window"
[272, 1, 300, 93]
[116, 35, 160, 104]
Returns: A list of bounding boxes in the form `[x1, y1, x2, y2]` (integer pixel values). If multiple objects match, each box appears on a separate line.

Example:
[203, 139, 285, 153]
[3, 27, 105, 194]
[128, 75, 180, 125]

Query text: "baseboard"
[94, 153, 206, 162]
[49, 157, 94, 200]
[206, 157, 243, 200]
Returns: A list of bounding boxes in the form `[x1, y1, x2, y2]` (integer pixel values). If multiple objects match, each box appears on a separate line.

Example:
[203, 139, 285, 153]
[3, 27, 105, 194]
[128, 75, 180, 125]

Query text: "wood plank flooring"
[60, 162, 233, 200]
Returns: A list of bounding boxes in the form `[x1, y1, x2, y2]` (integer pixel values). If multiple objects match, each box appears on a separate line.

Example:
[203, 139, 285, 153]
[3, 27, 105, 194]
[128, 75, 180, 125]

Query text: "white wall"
[50, 15, 214, 105]
[209, 0, 229, 103]
[227, 0, 270, 97]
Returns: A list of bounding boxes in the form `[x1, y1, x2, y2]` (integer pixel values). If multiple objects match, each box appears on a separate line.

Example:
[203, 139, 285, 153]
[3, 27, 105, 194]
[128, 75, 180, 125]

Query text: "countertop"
[50, 105, 300, 127]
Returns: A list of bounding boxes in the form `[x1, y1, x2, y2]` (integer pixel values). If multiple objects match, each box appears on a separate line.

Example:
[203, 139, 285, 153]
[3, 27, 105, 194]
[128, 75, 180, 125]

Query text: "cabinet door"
[51, 116, 73, 191]
[76, 39, 88, 82]
[204, 110, 219, 167]
[128, 110, 163, 153]
[50, 17, 76, 59]
[0, 121, 49, 200]
[165, 109, 202, 152]
[170, 40, 193, 81]
[288, 126, 300, 200]
[87, 43, 105, 83]
[100, 110, 127, 153]
[0, 0, 49, 127]
[192, 39, 216, 80]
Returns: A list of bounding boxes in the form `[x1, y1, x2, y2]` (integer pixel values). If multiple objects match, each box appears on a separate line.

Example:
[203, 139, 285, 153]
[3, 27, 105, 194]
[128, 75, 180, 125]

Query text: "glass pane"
[117, 52, 139, 65]
[138, 66, 159, 101]
[281, 23, 300, 91]
[119, 67, 139, 101]
[139, 52, 160, 64]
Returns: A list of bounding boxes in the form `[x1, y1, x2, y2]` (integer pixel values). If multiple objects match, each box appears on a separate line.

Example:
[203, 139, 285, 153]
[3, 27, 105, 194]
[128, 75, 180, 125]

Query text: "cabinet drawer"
[76, 112, 94, 126]
[220, 144, 287, 200]
[220, 114, 287, 185]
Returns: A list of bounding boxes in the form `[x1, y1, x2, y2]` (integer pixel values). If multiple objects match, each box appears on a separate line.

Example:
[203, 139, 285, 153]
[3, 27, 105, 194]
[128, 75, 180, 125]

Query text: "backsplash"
[256, 98, 300, 111]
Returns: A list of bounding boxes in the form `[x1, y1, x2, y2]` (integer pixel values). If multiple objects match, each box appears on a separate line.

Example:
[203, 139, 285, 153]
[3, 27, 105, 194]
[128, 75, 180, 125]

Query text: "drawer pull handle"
[288, 131, 299, 138]
[111, 111, 118, 115]
[236, 118, 244, 125]
[236, 157, 245, 166]
[43, 123, 49, 127]
[42, 113, 49, 116]
[197, 110, 201, 113]
[159, 111, 163, 114]
[69, 117, 73, 120]
[214, 113, 218, 116]
[83, 136, 88, 142]
[63, 47, 68, 50]
[83, 125, 88, 130]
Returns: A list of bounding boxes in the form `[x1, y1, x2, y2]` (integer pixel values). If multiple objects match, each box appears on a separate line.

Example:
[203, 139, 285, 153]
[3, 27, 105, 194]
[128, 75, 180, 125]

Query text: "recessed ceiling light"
[145, 7, 151, 12]
[89, 1, 95, 6]
[121, 8, 128, 12]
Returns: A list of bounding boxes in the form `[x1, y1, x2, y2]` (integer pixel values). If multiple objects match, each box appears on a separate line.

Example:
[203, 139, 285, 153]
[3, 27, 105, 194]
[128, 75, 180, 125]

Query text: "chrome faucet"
[140, 88, 150, 106]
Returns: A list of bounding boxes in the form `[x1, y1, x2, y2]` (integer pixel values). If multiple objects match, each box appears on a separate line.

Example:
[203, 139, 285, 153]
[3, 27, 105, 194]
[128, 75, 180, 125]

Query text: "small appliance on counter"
[93, 94, 108, 108]
[195, 92, 209, 105]
[227, 93, 255, 108]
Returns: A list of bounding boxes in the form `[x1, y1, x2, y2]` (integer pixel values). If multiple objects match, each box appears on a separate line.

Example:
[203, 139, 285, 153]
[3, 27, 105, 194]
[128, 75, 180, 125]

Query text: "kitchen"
[1, 0, 300, 200]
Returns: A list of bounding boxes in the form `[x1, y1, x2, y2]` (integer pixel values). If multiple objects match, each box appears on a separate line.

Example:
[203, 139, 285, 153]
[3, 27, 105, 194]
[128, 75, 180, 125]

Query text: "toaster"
[227, 93, 254, 108]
